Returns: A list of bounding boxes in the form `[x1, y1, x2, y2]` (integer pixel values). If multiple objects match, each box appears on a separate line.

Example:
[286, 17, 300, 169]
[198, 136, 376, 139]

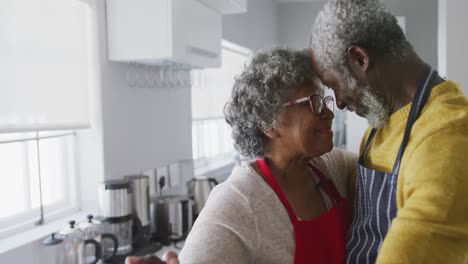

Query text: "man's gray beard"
[361, 88, 389, 128]
[345, 75, 389, 128]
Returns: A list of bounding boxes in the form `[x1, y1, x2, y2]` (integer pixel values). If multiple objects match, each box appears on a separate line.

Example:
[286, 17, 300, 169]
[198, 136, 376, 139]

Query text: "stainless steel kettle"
[150, 195, 194, 245]
[186, 176, 218, 216]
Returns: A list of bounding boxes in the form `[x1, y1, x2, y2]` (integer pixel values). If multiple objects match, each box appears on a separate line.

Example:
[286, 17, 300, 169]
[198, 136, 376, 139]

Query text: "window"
[191, 41, 252, 175]
[0, 0, 93, 238]
[0, 132, 78, 238]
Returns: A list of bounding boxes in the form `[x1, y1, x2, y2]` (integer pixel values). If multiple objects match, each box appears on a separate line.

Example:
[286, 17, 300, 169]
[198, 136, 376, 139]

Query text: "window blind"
[0, 0, 91, 133]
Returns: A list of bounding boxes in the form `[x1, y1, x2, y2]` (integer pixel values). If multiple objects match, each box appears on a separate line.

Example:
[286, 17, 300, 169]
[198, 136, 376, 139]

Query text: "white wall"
[277, 2, 324, 48]
[344, 113, 367, 153]
[222, 0, 279, 51]
[439, 0, 468, 93]
[382, 0, 439, 68]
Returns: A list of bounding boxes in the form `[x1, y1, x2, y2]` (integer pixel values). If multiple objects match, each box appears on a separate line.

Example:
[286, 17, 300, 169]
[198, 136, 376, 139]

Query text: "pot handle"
[101, 233, 119, 260]
[208, 178, 218, 188]
[84, 239, 102, 264]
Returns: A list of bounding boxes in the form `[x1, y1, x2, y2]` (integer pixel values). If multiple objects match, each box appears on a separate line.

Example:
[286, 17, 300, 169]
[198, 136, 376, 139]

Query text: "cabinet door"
[107, 0, 172, 62]
[172, 0, 222, 68]
[107, 0, 221, 68]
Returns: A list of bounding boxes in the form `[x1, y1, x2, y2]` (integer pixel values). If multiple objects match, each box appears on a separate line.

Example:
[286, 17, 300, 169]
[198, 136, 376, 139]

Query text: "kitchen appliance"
[98, 216, 133, 257]
[150, 195, 194, 245]
[186, 176, 218, 217]
[97, 179, 133, 256]
[98, 179, 132, 218]
[58, 220, 102, 264]
[124, 174, 153, 250]
[78, 215, 119, 264]
[124, 175, 150, 227]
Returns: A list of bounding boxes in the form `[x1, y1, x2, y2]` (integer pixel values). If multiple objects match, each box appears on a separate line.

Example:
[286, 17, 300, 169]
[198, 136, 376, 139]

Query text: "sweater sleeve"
[179, 182, 258, 264]
[376, 127, 468, 263]
[342, 149, 358, 180]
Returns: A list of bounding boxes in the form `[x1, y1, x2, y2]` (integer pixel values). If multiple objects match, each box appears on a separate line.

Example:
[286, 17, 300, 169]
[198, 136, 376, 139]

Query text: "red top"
[256, 159, 351, 264]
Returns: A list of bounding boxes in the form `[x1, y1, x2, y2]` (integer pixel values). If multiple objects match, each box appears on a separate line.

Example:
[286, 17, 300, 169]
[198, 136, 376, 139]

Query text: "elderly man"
[309, 0, 468, 263]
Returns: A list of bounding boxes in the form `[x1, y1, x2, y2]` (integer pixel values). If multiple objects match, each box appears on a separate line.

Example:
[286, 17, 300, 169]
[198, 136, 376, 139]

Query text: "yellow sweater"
[358, 81, 468, 263]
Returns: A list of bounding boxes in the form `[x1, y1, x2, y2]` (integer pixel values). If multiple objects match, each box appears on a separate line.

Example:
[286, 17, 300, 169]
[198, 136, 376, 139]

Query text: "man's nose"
[332, 90, 347, 110]
[336, 99, 347, 110]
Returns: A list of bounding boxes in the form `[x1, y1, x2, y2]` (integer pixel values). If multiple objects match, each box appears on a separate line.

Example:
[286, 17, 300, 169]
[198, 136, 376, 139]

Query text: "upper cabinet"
[106, 0, 222, 68]
[196, 0, 247, 14]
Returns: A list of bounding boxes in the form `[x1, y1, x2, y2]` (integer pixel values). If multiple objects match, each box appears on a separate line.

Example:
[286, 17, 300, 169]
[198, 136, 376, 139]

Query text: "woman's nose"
[321, 106, 334, 119]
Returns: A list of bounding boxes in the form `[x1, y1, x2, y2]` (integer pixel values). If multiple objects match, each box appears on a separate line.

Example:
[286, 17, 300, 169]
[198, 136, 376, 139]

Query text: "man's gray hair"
[224, 47, 319, 158]
[310, 0, 413, 74]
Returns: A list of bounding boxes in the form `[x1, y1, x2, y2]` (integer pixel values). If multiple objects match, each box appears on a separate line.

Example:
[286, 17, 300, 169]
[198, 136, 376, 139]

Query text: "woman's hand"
[125, 251, 179, 264]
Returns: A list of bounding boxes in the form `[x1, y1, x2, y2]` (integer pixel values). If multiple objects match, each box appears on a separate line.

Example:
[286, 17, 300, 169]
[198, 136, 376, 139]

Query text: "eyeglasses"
[282, 94, 335, 115]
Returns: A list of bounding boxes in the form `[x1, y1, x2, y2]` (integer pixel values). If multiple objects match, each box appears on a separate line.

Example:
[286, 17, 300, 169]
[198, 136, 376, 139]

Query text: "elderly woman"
[176, 47, 357, 264]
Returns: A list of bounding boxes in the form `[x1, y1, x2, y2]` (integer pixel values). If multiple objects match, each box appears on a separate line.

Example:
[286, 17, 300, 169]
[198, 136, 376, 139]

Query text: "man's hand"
[125, 251, 179, 264]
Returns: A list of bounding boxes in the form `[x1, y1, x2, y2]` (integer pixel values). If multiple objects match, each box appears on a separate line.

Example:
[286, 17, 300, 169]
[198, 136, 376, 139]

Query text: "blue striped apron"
[346, 64, 440, 263]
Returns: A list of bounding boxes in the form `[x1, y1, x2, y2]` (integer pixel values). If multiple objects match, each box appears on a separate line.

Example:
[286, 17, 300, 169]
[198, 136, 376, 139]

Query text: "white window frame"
[0, 132, 80, 239]
[191, 40, 252, 176]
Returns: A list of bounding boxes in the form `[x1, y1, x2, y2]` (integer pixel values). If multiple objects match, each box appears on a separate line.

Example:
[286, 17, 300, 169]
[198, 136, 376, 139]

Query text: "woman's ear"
[347, 45, 370, 80]
[263, 128, 279, 139]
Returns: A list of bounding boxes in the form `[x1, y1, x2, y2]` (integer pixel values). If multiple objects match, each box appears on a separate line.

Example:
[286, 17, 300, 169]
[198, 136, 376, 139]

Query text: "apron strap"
[391, 64, 438, 175]
[359, 128, 378, 164]
[256, 159, 298, 223]
[256, 159, 343, 222]
[309, 163, 342, 205]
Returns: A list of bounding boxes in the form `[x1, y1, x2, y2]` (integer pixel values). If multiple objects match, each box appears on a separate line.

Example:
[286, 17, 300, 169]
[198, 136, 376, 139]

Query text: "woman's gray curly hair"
[224, 47, 320, 159]
[309, 0, 413, 75]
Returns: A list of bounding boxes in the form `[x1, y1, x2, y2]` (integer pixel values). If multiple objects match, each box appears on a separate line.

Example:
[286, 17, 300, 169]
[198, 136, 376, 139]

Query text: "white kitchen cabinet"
[197, 0, 247, 14]
[106, 0, 222, 68]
